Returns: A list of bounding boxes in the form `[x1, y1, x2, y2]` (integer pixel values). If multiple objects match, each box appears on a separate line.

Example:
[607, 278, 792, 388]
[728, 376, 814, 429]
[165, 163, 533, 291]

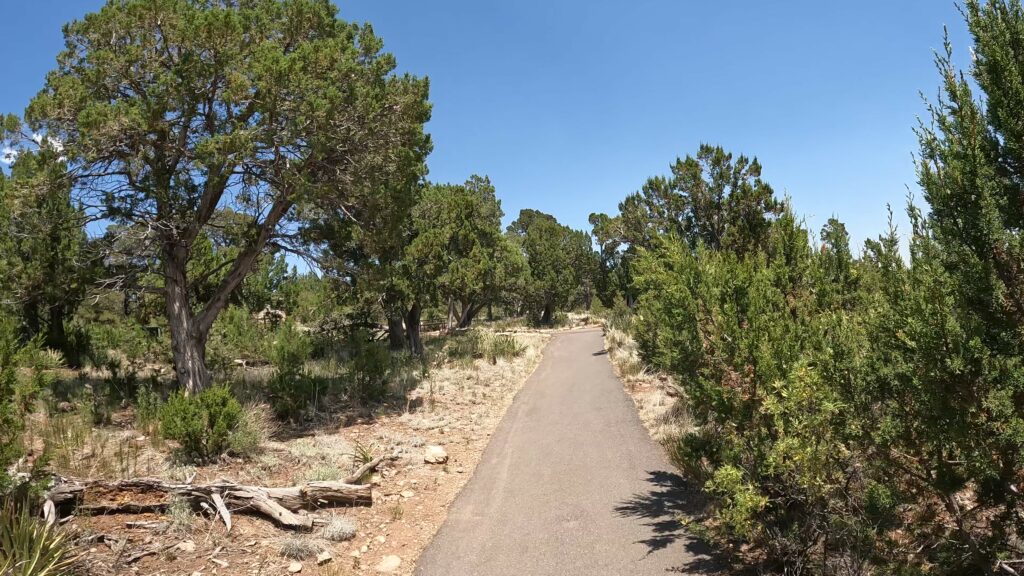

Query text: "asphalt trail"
[415, 328, 717, 576]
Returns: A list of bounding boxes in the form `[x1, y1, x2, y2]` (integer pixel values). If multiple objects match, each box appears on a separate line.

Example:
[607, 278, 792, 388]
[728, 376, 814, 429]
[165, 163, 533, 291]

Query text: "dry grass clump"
[165, 496, 195, 535]
[279, 536, 323, 560]
[301, 464, 344, 483]
[31, 410, 166, 480]
[229, 403, 278, 457]
[322, 516, 357, 542]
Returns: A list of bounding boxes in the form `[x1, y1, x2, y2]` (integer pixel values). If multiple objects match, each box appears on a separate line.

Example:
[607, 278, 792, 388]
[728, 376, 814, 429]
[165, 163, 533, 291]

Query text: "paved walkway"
[415, 328, 717, 575]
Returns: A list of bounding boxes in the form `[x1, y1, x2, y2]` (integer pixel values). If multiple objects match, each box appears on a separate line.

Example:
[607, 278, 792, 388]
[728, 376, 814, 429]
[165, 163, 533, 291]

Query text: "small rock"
[423, 445, 448, 464]
[400, 490, 415, 499]
[57, 401, 74, 413]
[375, 535, 386, 544]
[349, 550, 361, 558]
[360, 545, 369, 553]
[177, 540, 196, 553]
[288, 561, 302, 573]
[191, 572, 202, 576]
[375, 555, 401, 573]
[316, 551, 333, 565]
[211, 558, 229, 568]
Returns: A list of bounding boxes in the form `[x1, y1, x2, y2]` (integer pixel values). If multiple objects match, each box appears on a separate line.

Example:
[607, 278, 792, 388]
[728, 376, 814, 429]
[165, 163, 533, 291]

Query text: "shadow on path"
[615, 470, 727, 574]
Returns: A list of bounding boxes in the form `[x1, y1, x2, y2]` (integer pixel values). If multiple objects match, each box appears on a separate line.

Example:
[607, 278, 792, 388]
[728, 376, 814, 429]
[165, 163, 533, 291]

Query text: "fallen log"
[46, 477, 372, 531]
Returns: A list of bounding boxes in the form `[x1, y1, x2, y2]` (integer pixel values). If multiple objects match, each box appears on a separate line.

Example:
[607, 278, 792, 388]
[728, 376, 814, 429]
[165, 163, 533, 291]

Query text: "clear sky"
[0, 1, 971, 249]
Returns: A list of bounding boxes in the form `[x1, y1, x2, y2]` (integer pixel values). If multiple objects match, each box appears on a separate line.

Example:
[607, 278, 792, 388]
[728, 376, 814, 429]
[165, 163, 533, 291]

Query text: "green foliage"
[159, 386, 242, 462]
[486, 334, 526, 362]
[0, 501, 78, 576]
[267, 322, 316, 421]
[238, 254, 297, 314]
[0, 314, 59, 493]
[346, 331, 390, 405]
[604, 301, 633, 332]
[23, 0, 431, 393]
[621, 6, 1024, 566]
[509, 210, 597, 323]
[406, 176, 528, 328]
[208, 305, 273, 372]
[0, 147, 94, 365]
[134, 379, 163, 430]
[446, 330, 485, 361]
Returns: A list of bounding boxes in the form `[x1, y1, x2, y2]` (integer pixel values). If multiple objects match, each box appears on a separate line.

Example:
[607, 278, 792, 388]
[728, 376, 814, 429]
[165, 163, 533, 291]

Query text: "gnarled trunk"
[165, 244, 211, 394]
[456, 300, 484, 329]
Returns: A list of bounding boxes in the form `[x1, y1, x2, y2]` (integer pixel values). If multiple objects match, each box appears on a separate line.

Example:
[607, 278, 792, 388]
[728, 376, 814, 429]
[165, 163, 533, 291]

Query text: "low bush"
[389, 351, 427, 402]
[347, 330, 389, 405]
[159, 385, 242, 462]
[279, 536, 323, 560]
[605, 301, 633, 332]
[0, 314, 58, 493]
[267, 322, 316, 421]
[207, 305, 272, 374]
[134, 379, 162, 430]
[446, 329, 484, 361]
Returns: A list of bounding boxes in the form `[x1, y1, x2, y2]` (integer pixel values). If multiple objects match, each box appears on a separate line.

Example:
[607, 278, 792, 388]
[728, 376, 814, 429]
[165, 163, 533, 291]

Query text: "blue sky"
[1, 1, 971, 249]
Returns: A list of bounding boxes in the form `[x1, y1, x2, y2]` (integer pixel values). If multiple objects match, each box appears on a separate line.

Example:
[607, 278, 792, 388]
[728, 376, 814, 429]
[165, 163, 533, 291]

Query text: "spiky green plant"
[0, 502, 78, 576]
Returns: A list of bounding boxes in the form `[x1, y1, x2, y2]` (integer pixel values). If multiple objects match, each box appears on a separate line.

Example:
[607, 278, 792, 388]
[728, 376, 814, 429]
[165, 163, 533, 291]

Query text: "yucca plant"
[0, 501, 78, 576]
[486, 334, 526, 362]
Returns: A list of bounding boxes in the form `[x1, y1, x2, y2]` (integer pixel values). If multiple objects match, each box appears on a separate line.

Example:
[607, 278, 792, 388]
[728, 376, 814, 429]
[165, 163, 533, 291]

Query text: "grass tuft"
[279, 536, 323, 560]
[322, 516, 357, 542]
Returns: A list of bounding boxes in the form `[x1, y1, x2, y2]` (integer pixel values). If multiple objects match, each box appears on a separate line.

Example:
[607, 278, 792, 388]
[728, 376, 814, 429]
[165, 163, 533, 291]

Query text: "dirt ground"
[59, 330, 551, 576]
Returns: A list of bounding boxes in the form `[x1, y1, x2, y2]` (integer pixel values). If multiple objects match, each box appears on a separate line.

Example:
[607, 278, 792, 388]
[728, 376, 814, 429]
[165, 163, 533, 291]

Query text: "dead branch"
[46, 476, 372, 531]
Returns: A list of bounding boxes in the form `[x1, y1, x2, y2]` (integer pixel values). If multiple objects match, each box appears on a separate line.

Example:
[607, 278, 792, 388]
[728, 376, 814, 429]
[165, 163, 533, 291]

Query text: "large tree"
[407, 176, 526, 330]
[589, 144, 782, 308]
[508, 209, 594, 324]
[20, 0, 431, 392]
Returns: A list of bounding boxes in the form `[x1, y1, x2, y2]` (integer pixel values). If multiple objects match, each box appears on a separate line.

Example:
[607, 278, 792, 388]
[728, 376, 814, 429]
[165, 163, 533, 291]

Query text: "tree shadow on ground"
[615, 470, 728, 574]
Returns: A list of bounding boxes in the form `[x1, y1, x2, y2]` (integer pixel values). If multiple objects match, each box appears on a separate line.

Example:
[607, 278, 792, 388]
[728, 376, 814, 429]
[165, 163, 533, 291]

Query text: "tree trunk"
[383, 292, 406, 351]
[487, 302, 493, 321]
[387, 313, 406, 351]
[541, 298, 554, 325]
[164, 244, 211, 394]
[457, 301, 483, 329]
[406, 301, 423, 355]
[446, 296, 456, 332]
[46, 303, 72, 365]
[22, 299, 41, 341]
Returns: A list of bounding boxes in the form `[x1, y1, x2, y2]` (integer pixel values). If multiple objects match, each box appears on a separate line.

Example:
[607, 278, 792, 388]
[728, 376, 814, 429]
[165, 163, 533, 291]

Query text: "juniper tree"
[21, 0, 431, 392]
[508, 209, 594, 324]
[0, 147, 93, 363]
